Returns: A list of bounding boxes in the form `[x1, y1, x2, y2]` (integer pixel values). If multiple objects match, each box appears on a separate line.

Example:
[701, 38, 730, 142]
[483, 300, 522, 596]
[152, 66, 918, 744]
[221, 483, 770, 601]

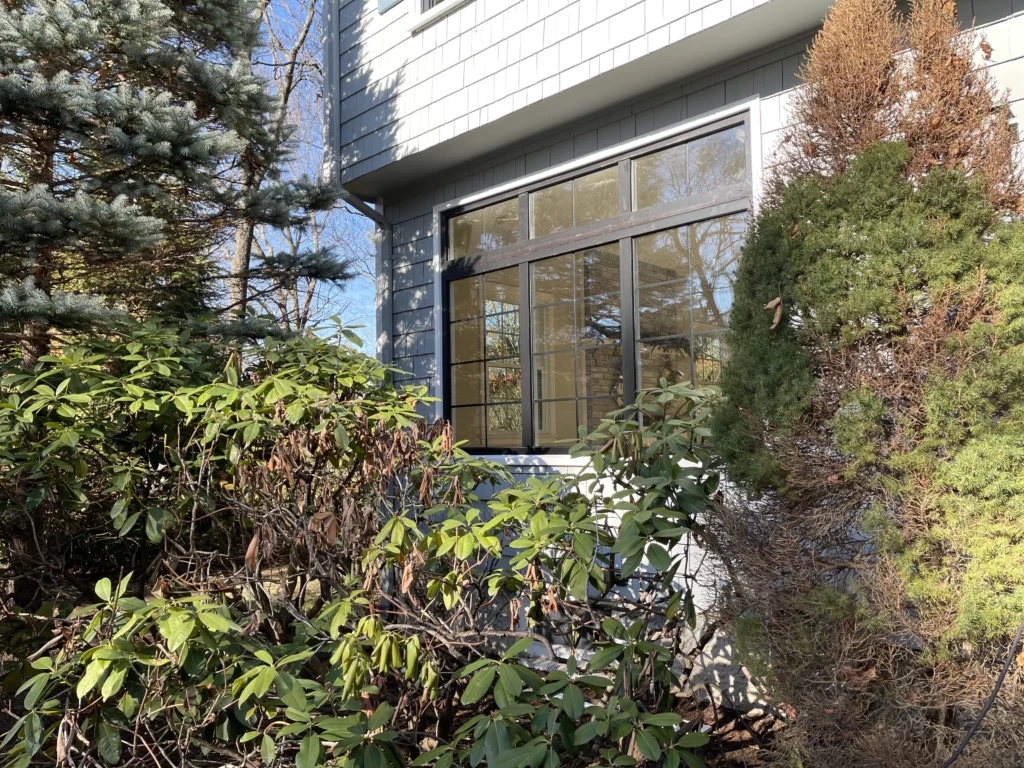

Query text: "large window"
[440, 114, 751, 451]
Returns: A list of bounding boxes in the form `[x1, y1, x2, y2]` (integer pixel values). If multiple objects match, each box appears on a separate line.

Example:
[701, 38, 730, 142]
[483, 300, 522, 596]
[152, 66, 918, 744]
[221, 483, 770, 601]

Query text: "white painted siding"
[332, 0, 818, 190]
[375, 2, 1024, 410]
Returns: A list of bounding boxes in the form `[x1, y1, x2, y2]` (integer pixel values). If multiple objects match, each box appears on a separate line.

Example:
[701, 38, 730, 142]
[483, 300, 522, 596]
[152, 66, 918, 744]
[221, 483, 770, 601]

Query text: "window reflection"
[530, 167, 619, 238]
[532, 245, 623, 446]
[635, 213, 746, 386]
[634, 126, 746, 210]
[449, 199, 519, 258]
[449, 267, 522, 447]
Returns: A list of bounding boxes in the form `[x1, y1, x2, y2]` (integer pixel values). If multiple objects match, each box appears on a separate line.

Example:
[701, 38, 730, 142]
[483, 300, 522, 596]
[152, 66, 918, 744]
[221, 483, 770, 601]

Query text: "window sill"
[409, 0, 474, 33]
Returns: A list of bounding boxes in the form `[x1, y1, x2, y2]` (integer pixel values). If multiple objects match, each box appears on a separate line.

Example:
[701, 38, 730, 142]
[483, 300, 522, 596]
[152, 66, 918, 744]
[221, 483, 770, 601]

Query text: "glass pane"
[534, 351, 576, 401]
[485, 312, 520, 358]
[452, 362, 484, 405]
[687, 126, 746, 197]
[450, 276, 483, 320]
[574, 167, 619, 226]
[449, 209, 484, 259]
[635, 143, 687, 210]
[579, 293, 621, 346]
[452, 406, 485, 448]
[533, 254, 574, 305]
[693, 334, 729, 385]
[578, 398, 618, 437]
[531, 180, 573, 238]
[534, 400, 578, 446]
[449, 199, 520, 258]
[484, 199, 520, 250]
[486, 359, 522, 403]
[575, 246, 619, 299]
[451, 319, 483, 363]
[487, 404, 522, 446]
[639, 341, 692, 389]
[689, 216, 745, 331]
[577, 345, 622, 398]
[484, 267, 520, 309]
[636, 227, 687, 286]
[533, 302, 576, 353]
[638, 281, 689, 339]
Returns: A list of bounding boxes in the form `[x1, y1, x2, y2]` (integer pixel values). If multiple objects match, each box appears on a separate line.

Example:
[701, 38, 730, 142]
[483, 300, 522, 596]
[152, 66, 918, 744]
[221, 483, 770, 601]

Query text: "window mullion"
[619, 237, 637, 410]
[618, 159, 631, 214]
[518, 261, 533, 450]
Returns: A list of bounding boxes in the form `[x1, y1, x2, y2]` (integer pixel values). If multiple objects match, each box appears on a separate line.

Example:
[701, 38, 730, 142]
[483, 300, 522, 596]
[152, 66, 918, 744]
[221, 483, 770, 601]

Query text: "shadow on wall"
[334, 0, 403, 191]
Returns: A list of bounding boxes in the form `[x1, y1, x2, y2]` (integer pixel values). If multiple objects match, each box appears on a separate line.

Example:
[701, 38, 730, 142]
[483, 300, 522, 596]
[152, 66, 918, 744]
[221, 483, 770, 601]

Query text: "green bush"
[712, 141, 1024, 764]
[1, 327, 724, 768]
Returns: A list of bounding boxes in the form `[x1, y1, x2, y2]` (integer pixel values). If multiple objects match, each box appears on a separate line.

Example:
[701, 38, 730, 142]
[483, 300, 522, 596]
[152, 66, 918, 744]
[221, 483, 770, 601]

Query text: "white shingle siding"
[335, 0, 794, 183]
[342, 0, 1024, 397]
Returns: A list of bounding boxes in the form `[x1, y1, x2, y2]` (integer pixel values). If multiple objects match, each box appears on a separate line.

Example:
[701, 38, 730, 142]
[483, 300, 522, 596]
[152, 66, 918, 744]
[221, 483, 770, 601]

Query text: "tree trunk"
[230, 216, 255, 317]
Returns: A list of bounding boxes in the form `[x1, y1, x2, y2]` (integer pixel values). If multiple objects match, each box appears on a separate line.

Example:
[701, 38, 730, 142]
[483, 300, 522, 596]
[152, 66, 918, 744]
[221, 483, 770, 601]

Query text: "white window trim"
[429, 97, 763, 451]
[409, 0, 475, 34]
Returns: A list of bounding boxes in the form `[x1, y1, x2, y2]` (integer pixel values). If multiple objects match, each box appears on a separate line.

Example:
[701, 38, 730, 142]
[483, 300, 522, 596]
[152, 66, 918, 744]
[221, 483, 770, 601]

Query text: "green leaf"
[676, 732, 710, 748]
[160, 613, 195, 652]
[573, 720, 600, 745]
[261, 734, 276, 764]
[561, 684, 585, 720]
[97, 720, 122, 765]
[497, 664, 523, 699]
[77, 658, 112, 700]
[641, 713, 683, 727]
[634, 730, 662, 761]
[23, 713, 43, 758]
[252, 665, 276, 699]
[100, 664, 128, 701]
[367, 702, 394, 731]
[18, 673, 49, 710]
[461, 666, 497, 705]
[296, 732, 320, 768]
[646, 543, 671, 572]
[145, 507, 173, 543]
[95, 578, 112, 602]
[586, 645, 622, 672]
[502, 636, 534, 660]
[198, 611, 237, 633]
[275, 671, 307, 711]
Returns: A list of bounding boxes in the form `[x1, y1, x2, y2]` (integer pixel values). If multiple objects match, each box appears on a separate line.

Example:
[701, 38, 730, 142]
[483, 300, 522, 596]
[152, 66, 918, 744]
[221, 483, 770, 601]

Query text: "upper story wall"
[326, 0, 835, 198]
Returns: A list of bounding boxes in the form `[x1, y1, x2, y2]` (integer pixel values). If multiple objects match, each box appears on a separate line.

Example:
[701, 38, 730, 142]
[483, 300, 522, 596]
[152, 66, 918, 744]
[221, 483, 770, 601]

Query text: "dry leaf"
[790, 221, 801, 239]
[764, 296, 783, 311]
[325, 515, 338, 547]
[771, 303, 784, 330]
[244, 532, 260, 571]
[400, 562, 415, 595]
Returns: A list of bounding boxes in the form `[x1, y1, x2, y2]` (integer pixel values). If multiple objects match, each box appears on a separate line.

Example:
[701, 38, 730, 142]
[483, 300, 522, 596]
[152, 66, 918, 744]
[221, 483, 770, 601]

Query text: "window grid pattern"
[531, 246, 623, 447]
[441, 117, 751, 452]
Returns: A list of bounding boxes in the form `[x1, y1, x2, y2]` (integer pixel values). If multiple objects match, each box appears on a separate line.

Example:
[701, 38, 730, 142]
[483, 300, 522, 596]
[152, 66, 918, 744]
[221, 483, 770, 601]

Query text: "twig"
[939, 616, 1024, 768]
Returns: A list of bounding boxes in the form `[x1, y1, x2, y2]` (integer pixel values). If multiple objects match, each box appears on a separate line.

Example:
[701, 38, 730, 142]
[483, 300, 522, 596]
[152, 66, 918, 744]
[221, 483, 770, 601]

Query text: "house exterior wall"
[327, 0, 1024, 471]
[332, 0, 805, 188]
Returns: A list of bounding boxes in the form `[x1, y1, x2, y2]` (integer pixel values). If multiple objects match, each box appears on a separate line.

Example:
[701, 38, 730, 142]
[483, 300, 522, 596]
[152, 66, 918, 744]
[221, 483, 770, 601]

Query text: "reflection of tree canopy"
[638, 215, 745, 335]
[636, 126, 746, 209]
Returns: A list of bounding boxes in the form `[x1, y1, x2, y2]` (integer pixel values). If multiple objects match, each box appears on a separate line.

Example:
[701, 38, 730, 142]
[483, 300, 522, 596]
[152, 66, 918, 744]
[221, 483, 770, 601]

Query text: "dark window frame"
[438, 112, 753, 454]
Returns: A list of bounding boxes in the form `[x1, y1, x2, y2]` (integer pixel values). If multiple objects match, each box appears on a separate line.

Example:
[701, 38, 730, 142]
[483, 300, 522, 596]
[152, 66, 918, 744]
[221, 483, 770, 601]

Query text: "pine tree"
[0, 0, 347, 365]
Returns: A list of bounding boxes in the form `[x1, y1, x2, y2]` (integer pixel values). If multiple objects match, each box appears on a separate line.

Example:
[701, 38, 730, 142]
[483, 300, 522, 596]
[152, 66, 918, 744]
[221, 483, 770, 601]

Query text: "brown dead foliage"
[709, 273, 1024, 766]
[778, 0, 1023, 212]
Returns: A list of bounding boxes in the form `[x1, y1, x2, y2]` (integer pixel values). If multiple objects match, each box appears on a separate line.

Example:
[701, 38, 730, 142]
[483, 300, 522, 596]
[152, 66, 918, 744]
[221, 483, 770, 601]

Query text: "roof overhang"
[343, 0, 831, 199]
